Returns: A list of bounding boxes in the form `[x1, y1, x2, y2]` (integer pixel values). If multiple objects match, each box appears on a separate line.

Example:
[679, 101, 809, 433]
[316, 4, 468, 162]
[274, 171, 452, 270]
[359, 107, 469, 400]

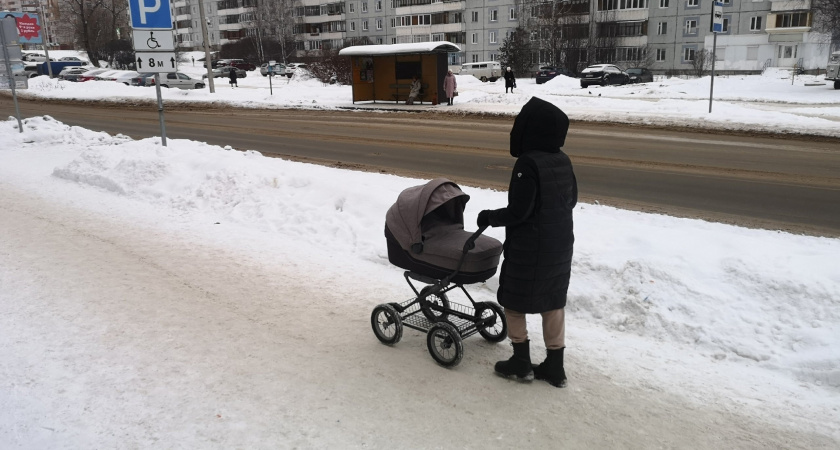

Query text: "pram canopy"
[385, 178, 502, 283]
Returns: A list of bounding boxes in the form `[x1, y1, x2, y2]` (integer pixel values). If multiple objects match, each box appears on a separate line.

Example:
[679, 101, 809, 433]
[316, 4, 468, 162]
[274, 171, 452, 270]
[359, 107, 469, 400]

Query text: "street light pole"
[197, 0, 215, 92]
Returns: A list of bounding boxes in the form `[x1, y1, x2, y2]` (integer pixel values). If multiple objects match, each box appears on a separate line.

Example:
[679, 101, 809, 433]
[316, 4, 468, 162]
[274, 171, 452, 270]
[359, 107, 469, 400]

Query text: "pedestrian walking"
[229, 68, 238, 88]
[504, 67, 516, 93]
[477, 97, 577, 388]
[443, 70, 457, 106]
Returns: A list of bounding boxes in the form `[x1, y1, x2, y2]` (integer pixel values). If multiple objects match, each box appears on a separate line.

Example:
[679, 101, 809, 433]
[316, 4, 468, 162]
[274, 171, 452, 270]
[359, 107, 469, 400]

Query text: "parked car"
[260, 62, 286, 76]
[22, 53, 51, 62]
[459, 61, 502, 82]
[284, 63, 307, 78]
[215, 58, 256, 71]
[58, 66, 89, 81]
[77, 68, 111, 82]
[132, 72, 205, 89]
[626, 67, 654, 84]
[202, 66, 247, 79]
[113, 71, 140, 85]
[95, 70, 124, 81]
[535, 66, 576, 84]
[58, 56, 86, 62]
[579, 64, 630, 88]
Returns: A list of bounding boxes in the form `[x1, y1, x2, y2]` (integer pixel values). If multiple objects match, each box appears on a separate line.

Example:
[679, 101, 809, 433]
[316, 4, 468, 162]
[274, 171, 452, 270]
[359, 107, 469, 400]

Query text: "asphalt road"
[3, 95, 839, 237]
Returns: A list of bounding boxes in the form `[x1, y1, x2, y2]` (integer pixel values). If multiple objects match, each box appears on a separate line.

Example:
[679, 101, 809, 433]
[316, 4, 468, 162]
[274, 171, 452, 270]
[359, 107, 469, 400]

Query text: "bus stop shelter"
[338, 42, 460, 106]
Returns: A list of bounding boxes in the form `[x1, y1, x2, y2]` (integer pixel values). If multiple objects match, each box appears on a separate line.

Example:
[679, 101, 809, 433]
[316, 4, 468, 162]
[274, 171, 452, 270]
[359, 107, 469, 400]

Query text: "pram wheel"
[371, 303, 403, 345]
[419, 286, 450, 322]
[475, 301, 507, 343]
[426, 322, 464, 367]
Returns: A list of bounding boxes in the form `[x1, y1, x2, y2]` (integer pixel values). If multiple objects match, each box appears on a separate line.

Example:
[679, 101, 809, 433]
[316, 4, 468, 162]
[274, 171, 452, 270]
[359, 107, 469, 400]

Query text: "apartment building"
[176, 0, 832, 73]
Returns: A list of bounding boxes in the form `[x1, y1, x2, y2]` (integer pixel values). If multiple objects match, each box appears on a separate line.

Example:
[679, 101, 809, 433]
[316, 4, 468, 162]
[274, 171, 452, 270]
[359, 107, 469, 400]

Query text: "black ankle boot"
[533, 348, 567, 388]
[495, 340, 534, 381]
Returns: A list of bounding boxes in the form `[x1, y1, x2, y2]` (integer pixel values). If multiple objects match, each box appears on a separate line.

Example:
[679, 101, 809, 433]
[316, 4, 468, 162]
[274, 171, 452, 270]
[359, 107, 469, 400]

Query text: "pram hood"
[385, 178, 469, 252]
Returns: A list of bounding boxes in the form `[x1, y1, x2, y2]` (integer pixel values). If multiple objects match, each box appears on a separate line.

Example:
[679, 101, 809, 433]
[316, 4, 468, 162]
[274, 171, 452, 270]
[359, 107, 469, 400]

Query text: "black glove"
[477, 210, 491, 228]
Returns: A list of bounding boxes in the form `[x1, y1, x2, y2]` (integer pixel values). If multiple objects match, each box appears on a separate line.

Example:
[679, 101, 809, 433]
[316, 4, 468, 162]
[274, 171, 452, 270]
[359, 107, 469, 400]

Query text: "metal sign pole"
[708, 1, 722, 114]
[0, 19, 24, 133]
[154, 73, 167, 146]
[709, 32, 717, 113]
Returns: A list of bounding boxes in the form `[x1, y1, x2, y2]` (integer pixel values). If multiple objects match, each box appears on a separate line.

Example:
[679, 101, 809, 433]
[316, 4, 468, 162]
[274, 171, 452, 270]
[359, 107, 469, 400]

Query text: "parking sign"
[129, 0, 173, 30]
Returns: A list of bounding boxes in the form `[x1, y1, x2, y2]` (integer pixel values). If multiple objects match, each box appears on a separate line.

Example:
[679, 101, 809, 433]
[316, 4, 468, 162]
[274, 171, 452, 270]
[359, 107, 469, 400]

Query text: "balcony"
[770, 0, 810, 12]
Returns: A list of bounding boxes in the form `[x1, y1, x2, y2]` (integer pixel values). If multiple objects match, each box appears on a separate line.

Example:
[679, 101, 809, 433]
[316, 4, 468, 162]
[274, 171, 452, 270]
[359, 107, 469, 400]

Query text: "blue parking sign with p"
[130, 0, 173, 29]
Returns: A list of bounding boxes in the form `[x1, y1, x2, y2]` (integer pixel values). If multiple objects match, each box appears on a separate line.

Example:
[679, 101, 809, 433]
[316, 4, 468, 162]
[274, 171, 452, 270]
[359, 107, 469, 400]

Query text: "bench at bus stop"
[390, 83, 429, 104]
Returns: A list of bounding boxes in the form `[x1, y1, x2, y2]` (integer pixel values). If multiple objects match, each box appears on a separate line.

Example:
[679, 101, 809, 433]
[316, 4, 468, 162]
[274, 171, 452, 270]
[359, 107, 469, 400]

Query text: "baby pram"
[371, 178, 508, 367]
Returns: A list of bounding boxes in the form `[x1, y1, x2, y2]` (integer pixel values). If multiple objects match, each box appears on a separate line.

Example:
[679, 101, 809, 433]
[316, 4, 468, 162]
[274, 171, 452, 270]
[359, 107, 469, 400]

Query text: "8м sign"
[135, 51, 177, 72]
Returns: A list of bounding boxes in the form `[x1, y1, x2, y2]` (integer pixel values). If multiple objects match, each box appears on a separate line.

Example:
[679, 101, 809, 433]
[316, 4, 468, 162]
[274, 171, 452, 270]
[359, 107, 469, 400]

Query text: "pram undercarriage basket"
[371, 178, 508, 367]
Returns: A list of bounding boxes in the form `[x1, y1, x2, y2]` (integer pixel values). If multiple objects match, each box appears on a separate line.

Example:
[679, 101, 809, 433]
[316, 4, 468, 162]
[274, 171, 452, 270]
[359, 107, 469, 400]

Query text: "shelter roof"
[339, 42, 461, 56]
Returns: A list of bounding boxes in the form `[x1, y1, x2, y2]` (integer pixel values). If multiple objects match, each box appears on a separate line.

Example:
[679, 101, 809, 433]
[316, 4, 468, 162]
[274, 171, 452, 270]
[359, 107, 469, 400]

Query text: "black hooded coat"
[485, 97, 577, 313]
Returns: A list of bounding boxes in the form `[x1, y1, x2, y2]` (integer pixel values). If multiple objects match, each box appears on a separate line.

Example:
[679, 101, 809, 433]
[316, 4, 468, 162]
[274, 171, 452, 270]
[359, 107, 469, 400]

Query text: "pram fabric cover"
[385, 178, 502, 283]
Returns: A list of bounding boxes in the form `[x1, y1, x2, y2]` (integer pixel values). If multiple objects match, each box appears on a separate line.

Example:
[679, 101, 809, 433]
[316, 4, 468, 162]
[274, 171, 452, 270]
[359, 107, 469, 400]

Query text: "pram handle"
[463, 225, 488, 253]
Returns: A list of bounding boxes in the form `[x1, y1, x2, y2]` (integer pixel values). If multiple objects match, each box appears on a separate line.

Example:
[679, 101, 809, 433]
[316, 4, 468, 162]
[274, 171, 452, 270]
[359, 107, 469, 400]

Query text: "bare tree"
[521, 0, 592, 73]
[689, 48, 712, 77]
[812, 0, 840, 48]
[60, 0, 107, 67]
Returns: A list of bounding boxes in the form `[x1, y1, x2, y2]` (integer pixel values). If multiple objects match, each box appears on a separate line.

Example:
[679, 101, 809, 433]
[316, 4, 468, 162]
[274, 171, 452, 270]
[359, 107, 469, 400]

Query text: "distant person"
[191, 56, 195, 66]
[229, 68, 238, 88]
[406, 75, 422, 105]
[443, 70, 457, 106]
[477, 97, 577, 388]
[504, 67, 516, 94]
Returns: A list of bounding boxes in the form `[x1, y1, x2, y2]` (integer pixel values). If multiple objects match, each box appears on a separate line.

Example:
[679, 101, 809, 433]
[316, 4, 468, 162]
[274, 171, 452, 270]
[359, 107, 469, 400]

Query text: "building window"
[376, 19, 382, 29]
[489, 31, 497, 43]
[687, 0, 698, 6]
[659, 0, 669, 6]
[657, 21, 667, 35]
[362, 20, 368, 30]
[721, 17, 729, 33]
[509, 8, 517, 20]
[472, 32, 478, 44]
[376, 1, 381, 11]
[349, 3, 355, 13]
[350, 21, 356, 31]
[490, 9, 498, 21]
[750, 16, 762, 31]
[775, 12, 810, 28]
[377, 38, 383, 44]
[598, 0, 649, 10]
[656, 48, 666, 61]
[362, 2, 367, 12]
[684, 19, 698, 35]
[472, 11, 479, 22]
[683, 46, 696, 62]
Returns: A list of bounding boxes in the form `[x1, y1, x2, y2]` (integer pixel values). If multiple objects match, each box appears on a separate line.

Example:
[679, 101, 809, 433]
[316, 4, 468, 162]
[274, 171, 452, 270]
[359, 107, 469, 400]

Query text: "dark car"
[626, 67, 654, 84]
[215, 58, 256, 71]
[535, 66, 576, 84]
[579, 64, 630, 88]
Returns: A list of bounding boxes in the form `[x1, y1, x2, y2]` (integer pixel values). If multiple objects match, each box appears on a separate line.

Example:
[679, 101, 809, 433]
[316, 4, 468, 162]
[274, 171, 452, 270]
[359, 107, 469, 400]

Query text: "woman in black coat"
[228, 68, 238, 87]
[504, 67, 516, 93]
[477, 96, 577, 388]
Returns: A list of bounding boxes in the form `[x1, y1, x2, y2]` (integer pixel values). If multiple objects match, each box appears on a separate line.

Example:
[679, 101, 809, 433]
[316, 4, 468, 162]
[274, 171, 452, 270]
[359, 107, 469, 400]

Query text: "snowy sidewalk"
[2, 181, 835, 448]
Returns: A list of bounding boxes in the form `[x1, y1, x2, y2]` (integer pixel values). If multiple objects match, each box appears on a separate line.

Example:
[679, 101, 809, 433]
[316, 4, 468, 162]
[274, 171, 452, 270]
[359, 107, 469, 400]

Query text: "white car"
[58, 56, 87, 63]
[133, 72, 205, 90]
[284, 63, 307, 78]
[113, 71, 139, 85]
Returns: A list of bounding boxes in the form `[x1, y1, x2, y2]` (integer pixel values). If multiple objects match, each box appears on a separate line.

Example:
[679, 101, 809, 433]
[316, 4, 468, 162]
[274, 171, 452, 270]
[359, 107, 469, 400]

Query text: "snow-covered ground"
[13, 50, 840, 138]
[1, 50, 839, 448]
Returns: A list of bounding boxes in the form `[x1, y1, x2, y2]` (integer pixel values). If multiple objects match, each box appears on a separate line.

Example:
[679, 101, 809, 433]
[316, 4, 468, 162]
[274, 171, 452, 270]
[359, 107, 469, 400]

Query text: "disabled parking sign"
[129, 0, 173, 30]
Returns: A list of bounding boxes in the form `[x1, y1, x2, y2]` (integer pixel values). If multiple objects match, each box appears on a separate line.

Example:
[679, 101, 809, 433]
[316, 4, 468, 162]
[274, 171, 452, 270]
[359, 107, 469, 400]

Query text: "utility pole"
[38, 0, 53, 77]
[197, 0, 214, 92]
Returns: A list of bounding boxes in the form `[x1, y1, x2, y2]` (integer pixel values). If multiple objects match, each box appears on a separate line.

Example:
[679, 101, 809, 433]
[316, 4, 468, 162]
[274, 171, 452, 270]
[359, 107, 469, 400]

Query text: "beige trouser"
[505, 308, 565, 349]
